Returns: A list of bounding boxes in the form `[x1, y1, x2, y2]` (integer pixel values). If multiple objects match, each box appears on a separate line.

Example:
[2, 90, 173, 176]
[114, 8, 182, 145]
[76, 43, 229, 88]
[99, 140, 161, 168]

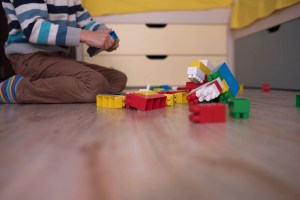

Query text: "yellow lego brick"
[190, 61, 201, 67]
[96, 95, 125, 108]
[238, 83, 244, 94]
[163, 94, 174, 106]
[153, 88, 164, 92]
[174, 92, 188, 104]
[222, 79, 229, 93]
[199, 62, 211, 76]
[136, 90, 158, 96]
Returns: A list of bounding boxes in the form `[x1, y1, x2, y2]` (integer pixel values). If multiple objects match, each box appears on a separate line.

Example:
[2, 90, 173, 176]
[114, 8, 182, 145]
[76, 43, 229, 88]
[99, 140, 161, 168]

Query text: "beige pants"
[10, 52, 127, 103]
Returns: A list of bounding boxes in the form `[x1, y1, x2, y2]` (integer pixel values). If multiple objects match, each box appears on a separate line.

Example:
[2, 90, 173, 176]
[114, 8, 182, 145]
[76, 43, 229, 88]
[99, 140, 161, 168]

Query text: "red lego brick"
[189, 103, 226, 123]
[186, 82, 203, 92]
[262, 83, 271, 92]
[125, 93, 166, 111]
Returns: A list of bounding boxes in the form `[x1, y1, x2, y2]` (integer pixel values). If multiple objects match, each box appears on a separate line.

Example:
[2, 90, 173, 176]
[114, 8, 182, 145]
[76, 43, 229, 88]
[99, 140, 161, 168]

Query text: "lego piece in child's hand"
[87, 31, 119, 57]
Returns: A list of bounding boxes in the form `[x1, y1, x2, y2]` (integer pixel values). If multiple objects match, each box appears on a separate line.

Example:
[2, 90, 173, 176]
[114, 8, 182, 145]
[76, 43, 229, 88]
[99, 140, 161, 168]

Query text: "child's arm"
[12, 1, 80, 47]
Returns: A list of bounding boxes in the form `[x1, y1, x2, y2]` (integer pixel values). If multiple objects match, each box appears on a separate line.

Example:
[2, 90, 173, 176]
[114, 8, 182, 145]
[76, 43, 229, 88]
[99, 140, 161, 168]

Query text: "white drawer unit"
[82, 23, 228, 87]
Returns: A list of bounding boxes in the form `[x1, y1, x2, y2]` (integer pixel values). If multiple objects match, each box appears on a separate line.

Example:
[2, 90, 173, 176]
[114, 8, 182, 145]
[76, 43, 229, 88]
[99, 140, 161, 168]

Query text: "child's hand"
[106, 39, 120, 52]
[80, 29, 114, 51]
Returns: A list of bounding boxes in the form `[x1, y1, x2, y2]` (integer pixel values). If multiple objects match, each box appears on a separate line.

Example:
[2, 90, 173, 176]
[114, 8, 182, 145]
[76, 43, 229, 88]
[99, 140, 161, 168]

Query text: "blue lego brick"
[212, 63, 240, 96]
[87, 31, 119, 57]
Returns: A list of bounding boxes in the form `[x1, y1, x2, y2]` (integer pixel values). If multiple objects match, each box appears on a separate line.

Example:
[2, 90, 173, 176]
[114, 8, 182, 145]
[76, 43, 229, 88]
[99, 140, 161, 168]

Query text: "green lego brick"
[207, 71, 222, 82]
[296, 95, 300, 108]
[218, 91, 235, 104]
[229, 98, 251, 119]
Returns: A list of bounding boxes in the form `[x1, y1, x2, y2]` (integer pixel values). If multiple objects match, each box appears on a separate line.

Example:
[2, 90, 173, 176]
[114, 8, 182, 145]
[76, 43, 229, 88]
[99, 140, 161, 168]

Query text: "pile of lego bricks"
[96, 60, 253, 123]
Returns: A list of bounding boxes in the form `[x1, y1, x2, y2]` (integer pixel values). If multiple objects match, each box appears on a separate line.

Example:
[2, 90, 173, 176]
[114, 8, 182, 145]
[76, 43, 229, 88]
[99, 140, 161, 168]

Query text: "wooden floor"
[0, 89, 300, 200]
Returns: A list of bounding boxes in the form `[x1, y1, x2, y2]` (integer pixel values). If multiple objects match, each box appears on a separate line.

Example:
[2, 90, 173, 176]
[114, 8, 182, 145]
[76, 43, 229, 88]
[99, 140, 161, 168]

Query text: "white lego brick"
[187, 67, 205, 83]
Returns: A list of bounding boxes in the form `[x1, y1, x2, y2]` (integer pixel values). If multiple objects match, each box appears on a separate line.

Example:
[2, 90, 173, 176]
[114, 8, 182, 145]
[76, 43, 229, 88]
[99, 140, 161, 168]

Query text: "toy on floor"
[262, 83, 271, 92]
[189, 103, 226, 123]
[296, 95, 300, 108]
[87, 31, 119, 57]
[186, 61, 239, 104]
[96, 95, 125, 108]
[228, 98, 251, 119]
[125, 92, 166, 111]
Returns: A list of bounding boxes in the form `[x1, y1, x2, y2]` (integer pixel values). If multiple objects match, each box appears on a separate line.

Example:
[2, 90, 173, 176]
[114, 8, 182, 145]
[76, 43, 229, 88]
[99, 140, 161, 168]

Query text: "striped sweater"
[1, 0, 107, 57]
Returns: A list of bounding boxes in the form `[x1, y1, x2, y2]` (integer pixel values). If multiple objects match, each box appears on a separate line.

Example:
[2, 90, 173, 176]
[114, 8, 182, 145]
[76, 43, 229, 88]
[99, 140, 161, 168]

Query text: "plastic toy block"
[296, 95, 300, 108]
[221, 79, 229, 93]
[218, 91, 235, 104]
[153, 88, 164, 92]
[136, 90, 158, 96]
[238, 84, 244, 94]
[96, 95, 125, 108]
[87, 31, 118, 57]
[209, 63, 240, 96]
[174, 92, 188, 104]
[187, 66, 205, 83]
[125, 93, 166, 111]
[189, 103, 226, 123]
[186, 82, 203, 92]
[229, 98, 251, 119]
[163, 94, 174, 106]
[262, 83, 271, 92]
[196, 78, 224, 103]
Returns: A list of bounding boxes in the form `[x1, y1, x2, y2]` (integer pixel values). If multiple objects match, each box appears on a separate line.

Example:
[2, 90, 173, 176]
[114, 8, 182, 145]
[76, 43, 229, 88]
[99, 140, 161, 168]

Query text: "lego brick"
[187, 66, 205, 83]
[262, 83, 271, 92]
[125, 93, 166, 111]
[199, 60, 215, 72]
[222, 79, 229, 93]
[196, 78, 224, 102]
[87, 31, 118, 57]
[174, 92, 188, 104]
[218, 91, 235, 104]
[296, 95, 300, 108]
[96, 95, 125, 108]
[229, 98, 251, 119]
[163, 94, 174, 106]
[189, 103, 226, 123]
[238, 83, 244, 93]
[216, 63, 240, 96]
[186, 82, 203, 92]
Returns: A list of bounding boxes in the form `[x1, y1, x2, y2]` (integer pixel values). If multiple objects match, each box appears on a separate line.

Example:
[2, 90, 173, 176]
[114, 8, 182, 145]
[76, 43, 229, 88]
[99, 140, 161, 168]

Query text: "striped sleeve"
[75, 0, 107, 31]
[11, 0, 81, 47]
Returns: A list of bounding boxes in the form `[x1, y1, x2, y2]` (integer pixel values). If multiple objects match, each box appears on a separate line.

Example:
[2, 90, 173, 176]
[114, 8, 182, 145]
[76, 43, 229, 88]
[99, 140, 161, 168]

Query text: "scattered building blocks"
[87, 31, 118, 57]
[189, 103, 226, 123]
[262, 83, 271, 92]
[96, 95, 125, 108]
[186, 77, 225, 104]
[296, 95, 300, 108]
[208, 63, 240, 96]
[125, 93, 166, 111]
[228, 98, 251, 119]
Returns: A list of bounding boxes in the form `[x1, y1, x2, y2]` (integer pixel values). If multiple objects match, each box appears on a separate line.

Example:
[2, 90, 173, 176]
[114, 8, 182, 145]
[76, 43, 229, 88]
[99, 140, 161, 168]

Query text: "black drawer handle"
[146, 55, 168, 60]
[268, 25, 281, 33]
[145, 24, 167, 28]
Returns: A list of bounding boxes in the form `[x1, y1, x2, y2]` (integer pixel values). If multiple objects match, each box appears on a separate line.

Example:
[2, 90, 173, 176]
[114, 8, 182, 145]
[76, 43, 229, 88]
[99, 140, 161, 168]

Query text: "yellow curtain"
[231, 0, 300, 29]
[82, 0, 233, 16]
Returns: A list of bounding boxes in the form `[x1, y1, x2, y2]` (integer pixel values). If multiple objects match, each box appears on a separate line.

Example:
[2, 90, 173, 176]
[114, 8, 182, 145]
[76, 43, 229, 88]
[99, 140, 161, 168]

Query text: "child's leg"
[79, 61, 127, 94]
[7, 52, 116, 103]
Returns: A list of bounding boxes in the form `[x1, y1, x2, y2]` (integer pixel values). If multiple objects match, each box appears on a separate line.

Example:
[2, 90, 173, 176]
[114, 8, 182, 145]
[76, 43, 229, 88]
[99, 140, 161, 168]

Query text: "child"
[0, 0, 127, 103]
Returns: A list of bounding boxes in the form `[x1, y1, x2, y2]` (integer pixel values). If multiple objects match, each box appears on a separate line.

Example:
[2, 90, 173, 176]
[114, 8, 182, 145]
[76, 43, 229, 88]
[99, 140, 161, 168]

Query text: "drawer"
[84, 55, 227, 87]
[83, 24, 227, 55]
[235, 17, 300, 90]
